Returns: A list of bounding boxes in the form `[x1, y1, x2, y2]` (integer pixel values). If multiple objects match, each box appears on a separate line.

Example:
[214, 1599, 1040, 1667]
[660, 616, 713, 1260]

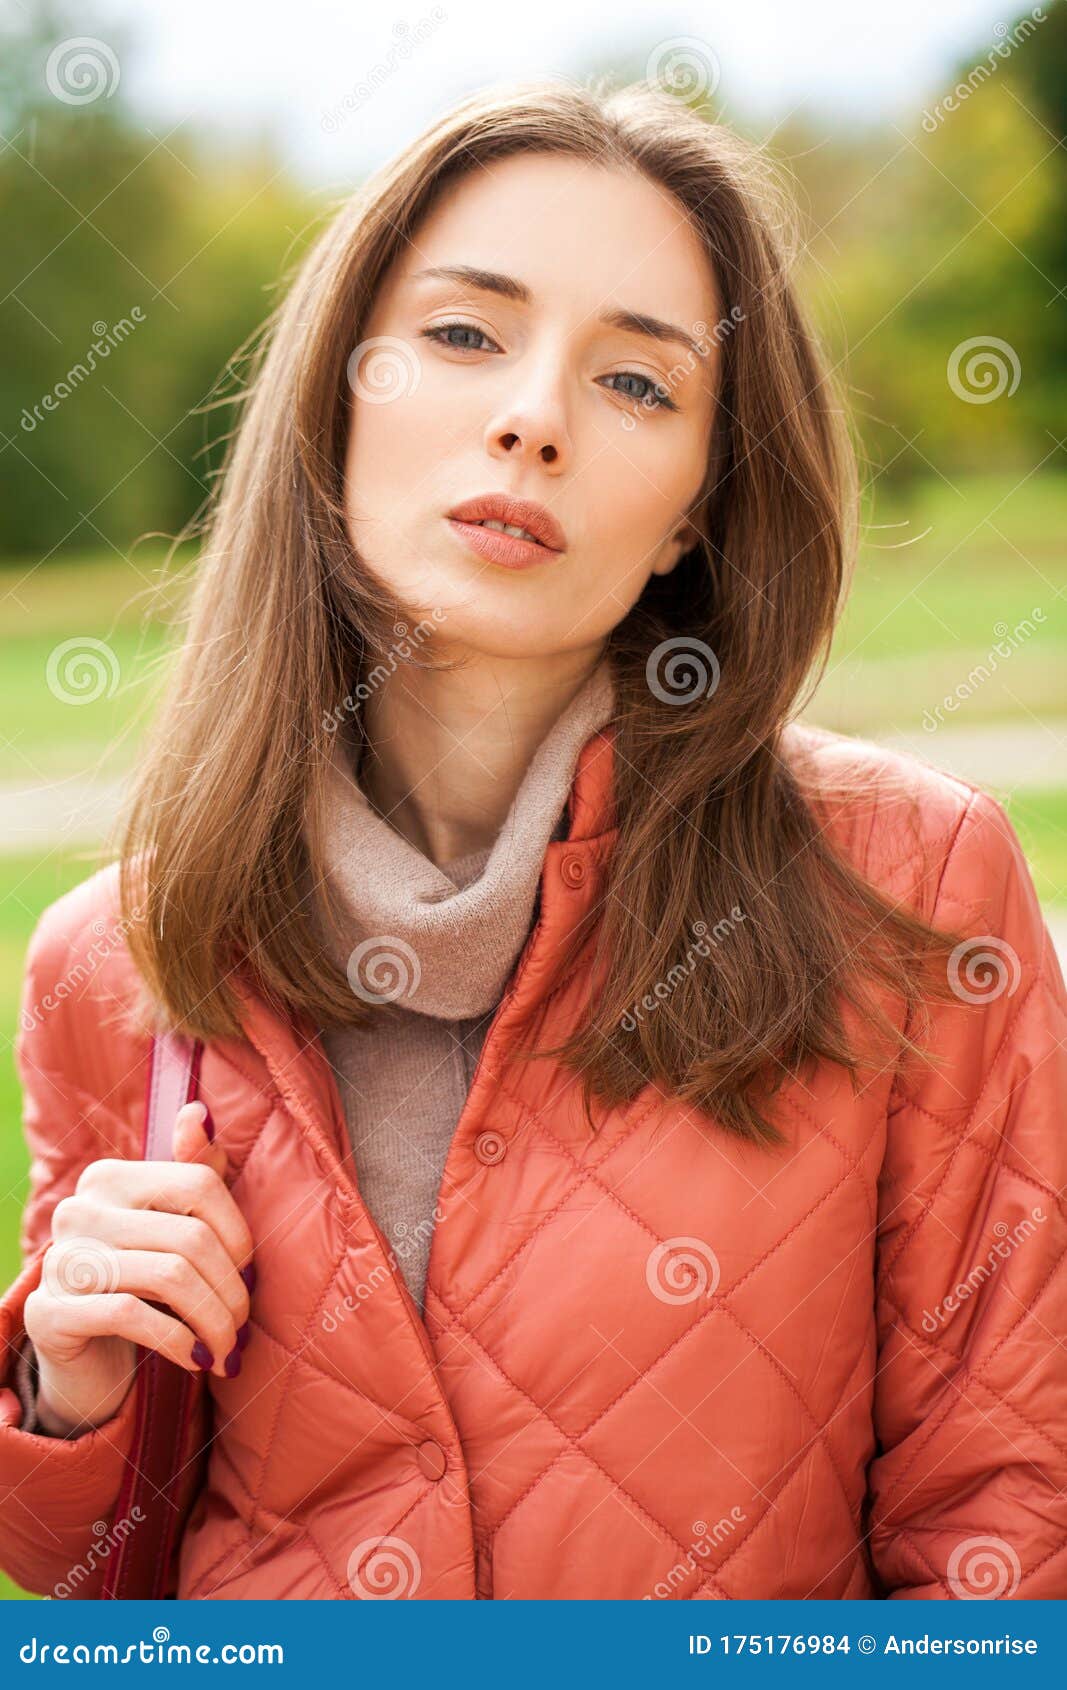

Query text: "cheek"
[344, 390, 444, 513]
[587, 433, 700, 551]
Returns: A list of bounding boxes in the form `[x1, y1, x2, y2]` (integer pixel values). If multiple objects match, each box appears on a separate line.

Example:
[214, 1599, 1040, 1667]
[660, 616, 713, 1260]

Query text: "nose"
[484, 353, 571, 470]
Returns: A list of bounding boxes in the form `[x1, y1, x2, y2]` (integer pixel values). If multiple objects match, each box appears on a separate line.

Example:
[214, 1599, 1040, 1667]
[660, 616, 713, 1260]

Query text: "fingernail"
[200, 1104, 215, 1143]
[191, 1339, 213, 1370]
[240, 1261, 257, 1293]
[224, 1345, 242, 1377]
[236, 1321, 250, 1350]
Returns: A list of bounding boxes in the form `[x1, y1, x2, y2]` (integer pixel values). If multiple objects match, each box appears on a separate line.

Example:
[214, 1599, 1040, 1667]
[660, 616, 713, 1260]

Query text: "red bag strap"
[100, 1031, 205, 1599]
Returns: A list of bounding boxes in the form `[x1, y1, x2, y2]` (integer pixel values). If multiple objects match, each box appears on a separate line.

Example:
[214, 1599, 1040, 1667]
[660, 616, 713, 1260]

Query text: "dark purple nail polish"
[240, 1261, 257, 1293]
[200, 1104, 215, 1143]
[224, 1345, 242, 1377]
[191, 1339, 213, 1370]
[235, 1321, 250, 1350]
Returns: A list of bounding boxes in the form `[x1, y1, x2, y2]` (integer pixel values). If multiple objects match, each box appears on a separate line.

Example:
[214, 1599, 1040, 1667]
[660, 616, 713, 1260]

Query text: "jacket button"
[474, 1129, 507, 1165]
[560, 852, 586, 887]
[416, 1438, 447, 1480]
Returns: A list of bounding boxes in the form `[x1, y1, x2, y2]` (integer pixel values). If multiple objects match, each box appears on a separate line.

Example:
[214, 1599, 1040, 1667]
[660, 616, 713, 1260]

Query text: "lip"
[446, 517, 562, 571]
[446, 493, 567, 556]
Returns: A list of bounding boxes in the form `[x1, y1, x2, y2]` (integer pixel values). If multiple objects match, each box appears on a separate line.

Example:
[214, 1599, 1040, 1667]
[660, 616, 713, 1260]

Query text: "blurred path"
[2, 718, 1065, 854]
[1, 726, 1065, 974]
[875, 719, 1067, 795]
[2, 773, 129, 852]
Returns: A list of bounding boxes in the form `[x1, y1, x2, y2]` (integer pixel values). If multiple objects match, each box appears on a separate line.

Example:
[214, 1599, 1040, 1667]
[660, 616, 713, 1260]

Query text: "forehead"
[395, 152, 720, 328]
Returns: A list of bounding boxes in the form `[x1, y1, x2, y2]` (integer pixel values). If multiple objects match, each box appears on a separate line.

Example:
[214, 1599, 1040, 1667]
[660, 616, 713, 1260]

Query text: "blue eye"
[422, 320, 497, 352]
[603, 371, 676, 412]
[421, 321, 677, 413]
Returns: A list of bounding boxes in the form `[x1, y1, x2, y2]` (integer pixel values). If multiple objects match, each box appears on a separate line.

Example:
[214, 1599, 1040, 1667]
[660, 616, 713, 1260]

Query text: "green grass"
[809, 472, 1067, 733]
[1010, 789, 1067, 911]
[0, 546, 195, 782]
[0, 477, 1065, 775]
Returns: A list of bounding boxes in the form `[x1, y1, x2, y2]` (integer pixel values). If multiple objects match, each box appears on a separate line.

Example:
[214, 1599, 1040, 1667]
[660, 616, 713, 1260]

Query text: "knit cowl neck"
[315, 658, 617, 1020]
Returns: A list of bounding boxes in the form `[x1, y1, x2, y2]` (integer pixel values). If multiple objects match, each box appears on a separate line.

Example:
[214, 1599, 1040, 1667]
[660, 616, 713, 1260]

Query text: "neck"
[358, 646, 608, 866]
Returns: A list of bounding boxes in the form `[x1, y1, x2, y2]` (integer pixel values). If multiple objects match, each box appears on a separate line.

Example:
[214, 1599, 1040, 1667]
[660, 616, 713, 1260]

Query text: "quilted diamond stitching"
[690, 1433, 864, 1598]
[433, 1219, 868, 1576]
[431, 1295, 733, 1590]
[876, 1246, 1067, 1513]
[881, 975, 1060, 1290]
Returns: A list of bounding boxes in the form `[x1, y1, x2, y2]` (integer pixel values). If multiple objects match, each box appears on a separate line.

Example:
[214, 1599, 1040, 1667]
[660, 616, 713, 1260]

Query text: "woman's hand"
[23, 1101, 254, 1437]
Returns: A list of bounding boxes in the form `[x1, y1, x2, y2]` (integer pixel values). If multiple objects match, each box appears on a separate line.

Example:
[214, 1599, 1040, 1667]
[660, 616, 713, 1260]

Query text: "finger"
[105, 1248, 238, 1376]
[37, 1288, 218, 1375]
[48, 1195, 250, 1329]
[92, 1158, 255, 1279]
[172, 1100, 228, 1181]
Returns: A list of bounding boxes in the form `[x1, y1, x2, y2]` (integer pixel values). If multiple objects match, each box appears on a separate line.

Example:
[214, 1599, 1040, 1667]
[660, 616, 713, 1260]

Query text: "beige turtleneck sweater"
[315, 657, 617, 1314]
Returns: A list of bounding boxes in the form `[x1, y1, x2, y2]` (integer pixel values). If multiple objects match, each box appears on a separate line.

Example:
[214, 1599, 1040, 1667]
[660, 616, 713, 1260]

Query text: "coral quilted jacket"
[1, 723, 1066, 1600]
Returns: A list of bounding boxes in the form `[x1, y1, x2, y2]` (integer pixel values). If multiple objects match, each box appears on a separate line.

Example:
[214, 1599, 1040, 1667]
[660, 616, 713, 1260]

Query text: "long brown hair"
[117, 77, 967, 1143]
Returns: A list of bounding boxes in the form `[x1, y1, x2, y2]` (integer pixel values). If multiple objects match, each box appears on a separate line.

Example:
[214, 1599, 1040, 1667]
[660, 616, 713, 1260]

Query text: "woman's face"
[342, 152, 719, 662]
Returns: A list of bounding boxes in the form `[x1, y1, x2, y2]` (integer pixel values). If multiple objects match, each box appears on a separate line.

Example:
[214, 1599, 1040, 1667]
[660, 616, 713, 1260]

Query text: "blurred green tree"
[785, 0, 1066, 485]
[0, 0, 316, 561]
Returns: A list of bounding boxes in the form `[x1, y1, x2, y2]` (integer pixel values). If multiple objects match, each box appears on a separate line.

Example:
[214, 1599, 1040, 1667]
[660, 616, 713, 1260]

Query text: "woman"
[1, 79, 1065, 1602]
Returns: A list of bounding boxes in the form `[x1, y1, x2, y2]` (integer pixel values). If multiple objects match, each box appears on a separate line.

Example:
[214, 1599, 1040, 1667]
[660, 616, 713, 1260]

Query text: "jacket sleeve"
[867, 786, 1067, 1598]
[0, 900, 142, 1598]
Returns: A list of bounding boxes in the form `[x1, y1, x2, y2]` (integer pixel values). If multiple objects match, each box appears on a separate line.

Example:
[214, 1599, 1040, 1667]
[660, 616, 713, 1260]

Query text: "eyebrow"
[410, 265, 707, 362]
